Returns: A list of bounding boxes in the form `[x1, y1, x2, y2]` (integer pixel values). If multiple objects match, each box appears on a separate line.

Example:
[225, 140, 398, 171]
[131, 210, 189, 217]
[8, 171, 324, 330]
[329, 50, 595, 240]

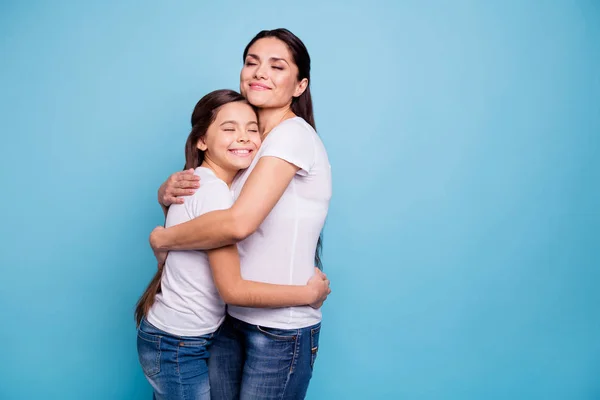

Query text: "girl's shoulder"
[192, 167, 229, 196]
[188, 167, 233, 215]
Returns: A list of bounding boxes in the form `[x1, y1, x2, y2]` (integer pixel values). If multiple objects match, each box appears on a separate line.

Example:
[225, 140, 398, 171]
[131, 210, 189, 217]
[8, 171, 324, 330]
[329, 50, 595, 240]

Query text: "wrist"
[150, 228, 167, 250]
[305, 284, 318, 304]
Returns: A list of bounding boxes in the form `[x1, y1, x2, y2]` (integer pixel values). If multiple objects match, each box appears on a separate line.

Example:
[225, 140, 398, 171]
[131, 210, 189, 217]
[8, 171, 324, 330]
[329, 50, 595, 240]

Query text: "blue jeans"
[137, 318, 218, 400]
[208, 314, 321, 400]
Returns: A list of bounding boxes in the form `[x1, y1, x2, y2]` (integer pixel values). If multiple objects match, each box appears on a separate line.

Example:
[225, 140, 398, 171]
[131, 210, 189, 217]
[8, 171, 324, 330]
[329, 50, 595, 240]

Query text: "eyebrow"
[220, 120, 259, 126]
[220, 120, 238, 126]
[247, 53, 290, 66]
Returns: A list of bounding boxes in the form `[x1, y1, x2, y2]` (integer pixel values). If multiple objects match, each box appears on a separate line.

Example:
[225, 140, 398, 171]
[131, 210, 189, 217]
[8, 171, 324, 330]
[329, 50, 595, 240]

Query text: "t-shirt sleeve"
[190, 181, 233, 218]
[260, 120, 315, 176]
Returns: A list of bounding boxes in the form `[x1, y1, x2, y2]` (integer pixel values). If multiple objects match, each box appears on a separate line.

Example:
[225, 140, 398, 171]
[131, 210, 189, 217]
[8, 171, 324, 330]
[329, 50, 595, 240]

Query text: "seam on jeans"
[138, 327, 162, 377]
[279, 332, 300, 399]
[310, 326, 320, 369]
[256, 325, 298, 341]
[176, 340, 187, 400]
[137, 329, 160, 344]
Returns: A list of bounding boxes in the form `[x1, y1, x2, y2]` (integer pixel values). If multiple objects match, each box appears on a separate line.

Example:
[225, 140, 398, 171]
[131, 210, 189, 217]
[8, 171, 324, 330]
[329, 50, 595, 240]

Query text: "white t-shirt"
[147, 167, 231, 336]
[228, 117, 332, 329]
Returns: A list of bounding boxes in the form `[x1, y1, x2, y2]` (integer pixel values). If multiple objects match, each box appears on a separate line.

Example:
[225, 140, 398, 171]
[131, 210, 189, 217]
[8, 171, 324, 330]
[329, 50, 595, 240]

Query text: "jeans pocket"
[310, 325, 321, 369]
[256, 325, 298, 341]
[137, 328, 161, 377]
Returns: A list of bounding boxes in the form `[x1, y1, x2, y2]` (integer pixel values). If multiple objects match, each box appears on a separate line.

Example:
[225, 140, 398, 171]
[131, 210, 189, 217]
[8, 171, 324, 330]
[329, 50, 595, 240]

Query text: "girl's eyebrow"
[219, 120, 238, 126]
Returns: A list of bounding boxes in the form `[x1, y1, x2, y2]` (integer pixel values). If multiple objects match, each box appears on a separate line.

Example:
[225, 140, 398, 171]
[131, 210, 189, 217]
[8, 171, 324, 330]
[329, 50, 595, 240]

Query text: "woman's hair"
[135, 89, 248, 326]
[243, 29, 324, 270]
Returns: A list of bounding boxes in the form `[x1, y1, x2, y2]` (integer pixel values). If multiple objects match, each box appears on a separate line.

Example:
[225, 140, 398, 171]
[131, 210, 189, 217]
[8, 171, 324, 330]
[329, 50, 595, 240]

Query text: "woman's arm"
[150, 157, 299, 251]
[208, 244, 330, 308]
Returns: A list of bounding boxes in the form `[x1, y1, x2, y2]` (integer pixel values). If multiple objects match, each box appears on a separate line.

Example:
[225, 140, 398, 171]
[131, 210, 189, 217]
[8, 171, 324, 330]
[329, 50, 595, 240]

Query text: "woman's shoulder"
[268, 117, 317, 147]
[276, 116, 315, 134]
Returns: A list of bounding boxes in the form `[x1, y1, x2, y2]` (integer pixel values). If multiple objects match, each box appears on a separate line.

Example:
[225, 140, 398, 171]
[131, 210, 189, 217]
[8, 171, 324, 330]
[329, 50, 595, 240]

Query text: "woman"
[151, 29, 331, 399]
[136, 89, 330, 400]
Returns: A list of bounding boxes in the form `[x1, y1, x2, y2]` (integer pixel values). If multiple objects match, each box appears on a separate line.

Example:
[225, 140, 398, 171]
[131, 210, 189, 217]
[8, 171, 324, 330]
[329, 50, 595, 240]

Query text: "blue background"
[1, 1, 598, 399]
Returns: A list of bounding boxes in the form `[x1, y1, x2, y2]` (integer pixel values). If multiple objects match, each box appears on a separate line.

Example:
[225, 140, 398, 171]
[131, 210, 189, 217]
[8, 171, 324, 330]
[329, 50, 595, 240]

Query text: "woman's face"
[197, 101, 261, 171]
[240, 37, 308, 109]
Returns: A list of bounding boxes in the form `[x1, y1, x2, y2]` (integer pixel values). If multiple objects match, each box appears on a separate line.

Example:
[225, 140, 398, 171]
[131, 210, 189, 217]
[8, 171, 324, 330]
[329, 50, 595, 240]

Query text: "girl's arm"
[151, 156, 299, 251]
[207, 245, 330, 308]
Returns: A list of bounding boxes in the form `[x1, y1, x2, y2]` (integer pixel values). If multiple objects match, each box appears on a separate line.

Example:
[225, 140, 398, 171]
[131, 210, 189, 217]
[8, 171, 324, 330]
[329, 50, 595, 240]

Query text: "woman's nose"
[254, 64, 268, 79]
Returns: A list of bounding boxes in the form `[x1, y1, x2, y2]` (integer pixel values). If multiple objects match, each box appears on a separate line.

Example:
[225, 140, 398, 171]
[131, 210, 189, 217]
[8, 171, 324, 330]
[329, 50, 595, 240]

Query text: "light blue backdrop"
[1, 1, 598, 399]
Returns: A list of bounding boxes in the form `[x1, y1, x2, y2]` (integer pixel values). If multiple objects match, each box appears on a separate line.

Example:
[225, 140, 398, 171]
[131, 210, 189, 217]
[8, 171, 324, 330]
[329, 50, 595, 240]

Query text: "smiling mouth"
[229, 149, 253, 157]
[249, 83, 270, 90]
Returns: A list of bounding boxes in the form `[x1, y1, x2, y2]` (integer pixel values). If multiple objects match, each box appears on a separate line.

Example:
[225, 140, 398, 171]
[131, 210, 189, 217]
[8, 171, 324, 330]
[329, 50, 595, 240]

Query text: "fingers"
[162, 195, 185, 205]
[167, 170, 200, 188]
[313, 267, 327, 280]
[174, 179, 200, 189]
[170, 187, 197, 196]
[163, 187, 197, 205]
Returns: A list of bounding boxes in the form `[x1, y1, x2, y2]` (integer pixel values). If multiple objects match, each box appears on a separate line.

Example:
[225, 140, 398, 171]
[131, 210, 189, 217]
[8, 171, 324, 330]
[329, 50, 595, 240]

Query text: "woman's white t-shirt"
[228, 117, 332, 329]
[147, 167, 231, 336]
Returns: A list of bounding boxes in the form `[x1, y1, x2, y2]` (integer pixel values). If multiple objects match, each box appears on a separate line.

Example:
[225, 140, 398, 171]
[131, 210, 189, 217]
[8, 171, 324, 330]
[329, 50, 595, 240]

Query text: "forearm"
[223, 280, 313, 308]
[152, 209, 241, 251]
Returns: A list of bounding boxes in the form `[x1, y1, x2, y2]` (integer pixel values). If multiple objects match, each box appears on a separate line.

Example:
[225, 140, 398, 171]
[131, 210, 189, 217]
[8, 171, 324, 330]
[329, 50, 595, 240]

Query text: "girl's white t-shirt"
[147, 167, 231, 336]
[228, 117, 332, 329]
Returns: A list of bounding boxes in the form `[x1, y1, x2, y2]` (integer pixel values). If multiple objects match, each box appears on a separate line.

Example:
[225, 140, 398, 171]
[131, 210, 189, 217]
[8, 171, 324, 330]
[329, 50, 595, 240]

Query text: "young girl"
[135, 89, 330, 400]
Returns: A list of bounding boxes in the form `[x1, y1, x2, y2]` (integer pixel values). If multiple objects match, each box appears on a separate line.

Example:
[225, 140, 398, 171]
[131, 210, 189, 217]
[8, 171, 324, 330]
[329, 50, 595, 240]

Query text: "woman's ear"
[293, 78, 309, 98]
[196, 137, 207, 151]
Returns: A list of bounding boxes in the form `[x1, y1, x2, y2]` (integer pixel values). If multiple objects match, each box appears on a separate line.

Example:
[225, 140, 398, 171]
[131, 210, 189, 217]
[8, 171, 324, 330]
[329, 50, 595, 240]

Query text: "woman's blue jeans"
[208, 314, 321, 400]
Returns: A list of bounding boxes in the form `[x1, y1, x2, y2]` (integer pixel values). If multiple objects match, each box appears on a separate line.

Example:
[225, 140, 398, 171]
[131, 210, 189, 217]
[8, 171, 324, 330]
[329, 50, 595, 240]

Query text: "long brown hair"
[243, 29, 324, 269]
[135, 89, 249, 326]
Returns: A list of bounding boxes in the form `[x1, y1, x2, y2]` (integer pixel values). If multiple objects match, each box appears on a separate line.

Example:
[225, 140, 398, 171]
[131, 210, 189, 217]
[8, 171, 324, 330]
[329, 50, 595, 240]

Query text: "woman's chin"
[245, 93, 271, 108]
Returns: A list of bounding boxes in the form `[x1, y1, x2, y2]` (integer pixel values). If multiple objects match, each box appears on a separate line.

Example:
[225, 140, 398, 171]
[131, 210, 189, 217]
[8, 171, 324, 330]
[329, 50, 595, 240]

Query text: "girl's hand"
[158, 169, 200, 207]
[307, 267, 331, 309]
[150, 226, 168, 268]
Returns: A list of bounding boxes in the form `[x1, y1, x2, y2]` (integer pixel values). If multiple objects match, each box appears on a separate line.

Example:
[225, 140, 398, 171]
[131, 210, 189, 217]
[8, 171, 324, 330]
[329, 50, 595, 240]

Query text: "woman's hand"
[307, 268, 331, 309]
[158, 169, 200, 207]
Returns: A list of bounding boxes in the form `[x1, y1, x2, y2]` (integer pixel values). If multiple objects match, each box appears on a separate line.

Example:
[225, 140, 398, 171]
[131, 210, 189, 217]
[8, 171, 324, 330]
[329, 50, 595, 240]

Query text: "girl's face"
[197, 102, 261, 171]
[240, 37, 308, 109]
